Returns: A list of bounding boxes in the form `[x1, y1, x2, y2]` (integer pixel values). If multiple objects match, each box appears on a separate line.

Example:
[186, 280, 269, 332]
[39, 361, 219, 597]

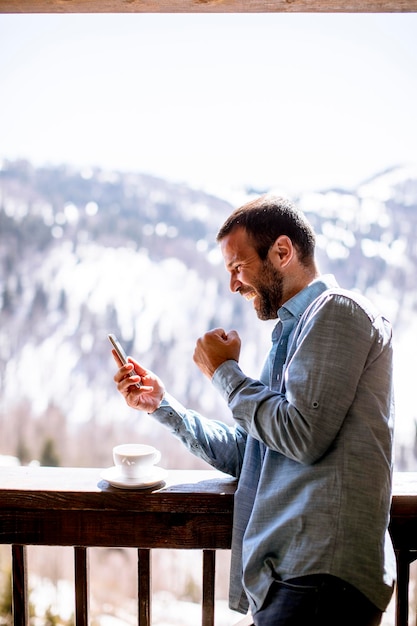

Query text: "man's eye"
[235, 265, 242, 273]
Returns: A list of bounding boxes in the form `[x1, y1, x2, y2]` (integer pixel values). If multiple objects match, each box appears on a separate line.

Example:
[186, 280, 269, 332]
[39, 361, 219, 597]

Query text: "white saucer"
[100, 466, 167, 489]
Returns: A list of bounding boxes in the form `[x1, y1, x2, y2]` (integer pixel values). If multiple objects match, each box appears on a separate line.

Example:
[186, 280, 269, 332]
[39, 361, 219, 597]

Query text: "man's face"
[220, 227, 284, 320]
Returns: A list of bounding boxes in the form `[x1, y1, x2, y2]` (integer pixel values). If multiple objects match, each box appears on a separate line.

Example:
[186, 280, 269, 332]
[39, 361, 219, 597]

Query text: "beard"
[253, 257, 284, 321]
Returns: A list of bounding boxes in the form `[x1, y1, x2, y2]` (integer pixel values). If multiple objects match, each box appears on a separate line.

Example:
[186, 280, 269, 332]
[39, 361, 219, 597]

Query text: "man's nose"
[230, 274, 242, 293]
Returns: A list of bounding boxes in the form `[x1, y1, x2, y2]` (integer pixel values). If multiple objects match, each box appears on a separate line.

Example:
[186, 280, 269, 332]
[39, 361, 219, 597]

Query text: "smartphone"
[108, 333, 141, 388]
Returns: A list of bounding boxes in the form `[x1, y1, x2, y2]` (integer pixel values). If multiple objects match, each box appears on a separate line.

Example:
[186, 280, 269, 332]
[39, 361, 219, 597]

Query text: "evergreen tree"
[40, 438, 60, 467]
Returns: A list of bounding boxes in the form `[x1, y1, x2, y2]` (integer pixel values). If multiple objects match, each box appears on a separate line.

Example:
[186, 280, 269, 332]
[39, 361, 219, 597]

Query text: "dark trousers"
[253, 575, 383, 626]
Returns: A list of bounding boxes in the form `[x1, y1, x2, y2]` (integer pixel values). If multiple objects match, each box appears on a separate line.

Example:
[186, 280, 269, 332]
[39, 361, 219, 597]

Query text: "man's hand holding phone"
[109, 334, 165, 413]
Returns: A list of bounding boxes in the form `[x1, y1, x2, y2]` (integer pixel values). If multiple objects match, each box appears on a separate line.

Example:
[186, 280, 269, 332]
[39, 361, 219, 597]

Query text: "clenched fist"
[193, 328, 241, 379]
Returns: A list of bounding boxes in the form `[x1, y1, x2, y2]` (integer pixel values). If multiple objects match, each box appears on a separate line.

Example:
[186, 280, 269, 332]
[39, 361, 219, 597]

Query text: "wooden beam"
[2, 0, 417, 13]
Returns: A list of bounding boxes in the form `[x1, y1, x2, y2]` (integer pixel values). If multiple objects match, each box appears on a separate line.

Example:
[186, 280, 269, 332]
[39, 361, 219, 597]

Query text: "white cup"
[113, 443, 161, 479]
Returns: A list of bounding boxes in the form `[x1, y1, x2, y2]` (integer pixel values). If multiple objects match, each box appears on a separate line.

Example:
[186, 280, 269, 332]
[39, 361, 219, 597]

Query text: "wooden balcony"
[0, 467, 417, 626]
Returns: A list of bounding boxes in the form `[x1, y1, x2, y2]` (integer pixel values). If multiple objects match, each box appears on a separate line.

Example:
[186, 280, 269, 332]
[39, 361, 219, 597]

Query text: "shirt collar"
[278, 274, 339, 322]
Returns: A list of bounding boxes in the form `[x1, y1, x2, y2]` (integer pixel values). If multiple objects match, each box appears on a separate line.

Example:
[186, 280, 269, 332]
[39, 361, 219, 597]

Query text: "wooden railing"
[1, 467, 417, 626]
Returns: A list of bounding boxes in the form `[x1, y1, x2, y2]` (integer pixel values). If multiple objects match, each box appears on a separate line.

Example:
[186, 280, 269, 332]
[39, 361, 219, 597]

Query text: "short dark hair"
[216, 194, 316, 264]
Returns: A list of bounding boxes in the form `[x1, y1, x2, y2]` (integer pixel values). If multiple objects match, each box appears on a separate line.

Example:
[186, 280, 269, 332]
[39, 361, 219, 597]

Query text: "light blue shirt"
[152, 275, 396, 615]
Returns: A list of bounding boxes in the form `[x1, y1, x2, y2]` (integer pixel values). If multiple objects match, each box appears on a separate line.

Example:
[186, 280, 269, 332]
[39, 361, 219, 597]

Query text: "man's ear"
[269, 235, 294, 268]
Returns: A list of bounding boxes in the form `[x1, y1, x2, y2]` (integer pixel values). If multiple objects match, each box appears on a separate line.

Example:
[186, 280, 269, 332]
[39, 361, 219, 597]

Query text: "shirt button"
[312, 401, 319, 409]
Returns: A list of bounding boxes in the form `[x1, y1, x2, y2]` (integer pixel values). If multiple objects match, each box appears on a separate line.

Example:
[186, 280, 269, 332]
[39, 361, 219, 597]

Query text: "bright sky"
[1, 13, 417, 195]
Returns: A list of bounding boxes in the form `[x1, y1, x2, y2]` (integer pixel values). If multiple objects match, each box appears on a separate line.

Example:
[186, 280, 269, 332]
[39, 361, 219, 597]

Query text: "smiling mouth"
[241, 289, 257, 301]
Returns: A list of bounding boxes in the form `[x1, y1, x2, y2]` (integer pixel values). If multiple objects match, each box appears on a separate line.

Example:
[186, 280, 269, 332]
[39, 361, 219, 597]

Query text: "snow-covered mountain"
[1, 159, 416, 470]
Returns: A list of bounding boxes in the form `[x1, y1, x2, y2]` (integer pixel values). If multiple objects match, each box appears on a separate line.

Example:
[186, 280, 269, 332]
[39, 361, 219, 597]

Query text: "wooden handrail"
[1, 468, 417, 625]
[0, 467, 235, 547]
[2, 0, 417, 12]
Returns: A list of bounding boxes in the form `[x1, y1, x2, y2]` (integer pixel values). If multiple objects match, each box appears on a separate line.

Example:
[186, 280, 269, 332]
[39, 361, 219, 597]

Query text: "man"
[113, 195, 395, 626]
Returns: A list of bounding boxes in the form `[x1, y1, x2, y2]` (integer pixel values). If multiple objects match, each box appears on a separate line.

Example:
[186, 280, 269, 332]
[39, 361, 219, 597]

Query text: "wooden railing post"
[138, 548, 151, 626]
[202, 549, 216, 626]
[11, 544, 29, 626]
[394, 549, 417, 626]
[74, 546, 89, 626]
